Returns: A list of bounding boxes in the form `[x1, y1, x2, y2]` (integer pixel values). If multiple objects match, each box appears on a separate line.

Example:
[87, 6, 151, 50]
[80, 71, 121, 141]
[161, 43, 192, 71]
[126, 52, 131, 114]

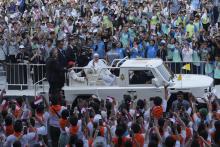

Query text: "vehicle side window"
[129, 70, 155, 85]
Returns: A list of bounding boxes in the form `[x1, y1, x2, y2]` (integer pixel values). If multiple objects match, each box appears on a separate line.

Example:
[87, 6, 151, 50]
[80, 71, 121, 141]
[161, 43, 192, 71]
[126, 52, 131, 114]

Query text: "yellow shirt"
[186, 24, 195, 38]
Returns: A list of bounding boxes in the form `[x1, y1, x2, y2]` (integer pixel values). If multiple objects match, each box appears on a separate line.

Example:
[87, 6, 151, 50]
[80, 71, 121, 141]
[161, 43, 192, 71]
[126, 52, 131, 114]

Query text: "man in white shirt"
[182, 43, 193, 62]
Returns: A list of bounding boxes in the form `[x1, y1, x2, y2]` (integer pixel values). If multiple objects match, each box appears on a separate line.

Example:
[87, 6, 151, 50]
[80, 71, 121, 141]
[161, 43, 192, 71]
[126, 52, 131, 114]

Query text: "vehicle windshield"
[157, 64, 173, 82]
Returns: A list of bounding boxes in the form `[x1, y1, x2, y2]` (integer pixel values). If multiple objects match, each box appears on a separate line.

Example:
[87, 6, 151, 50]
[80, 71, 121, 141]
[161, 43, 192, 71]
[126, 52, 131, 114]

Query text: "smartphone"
[67, 104, 71, 110]
[130, 130, 134, 138]
[23, 126, 27, 134]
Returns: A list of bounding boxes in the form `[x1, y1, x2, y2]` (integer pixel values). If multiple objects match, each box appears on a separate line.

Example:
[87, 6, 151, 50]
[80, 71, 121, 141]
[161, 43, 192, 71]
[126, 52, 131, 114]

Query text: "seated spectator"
[68, 61, 87, 86]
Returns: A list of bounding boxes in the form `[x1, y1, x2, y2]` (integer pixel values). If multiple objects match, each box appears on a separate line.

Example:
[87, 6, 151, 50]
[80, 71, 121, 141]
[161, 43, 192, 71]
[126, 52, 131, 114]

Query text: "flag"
[177, 74, 182, 81]
[34, 96, 43, 105]
[182, 64, 191, 71]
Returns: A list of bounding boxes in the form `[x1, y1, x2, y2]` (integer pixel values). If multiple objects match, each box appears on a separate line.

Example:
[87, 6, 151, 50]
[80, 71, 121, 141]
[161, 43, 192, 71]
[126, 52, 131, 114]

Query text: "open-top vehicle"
[64, 58, 214, 103]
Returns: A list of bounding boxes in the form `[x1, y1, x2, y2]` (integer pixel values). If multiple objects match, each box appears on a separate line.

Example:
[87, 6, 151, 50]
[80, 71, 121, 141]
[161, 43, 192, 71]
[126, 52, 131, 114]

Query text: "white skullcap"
[93, 53, 99, 57]
[19, 45, 25, 49]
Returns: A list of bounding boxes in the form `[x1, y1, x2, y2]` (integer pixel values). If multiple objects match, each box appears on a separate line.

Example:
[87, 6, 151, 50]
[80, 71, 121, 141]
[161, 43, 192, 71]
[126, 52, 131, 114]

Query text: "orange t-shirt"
[152, 106, 163, 119]
[99, 126, 105, 137]
[5, 125, 14, 136]
[133, 133, 144, 147]
[69, 126, 79, 135]
[49, 105, 61, 115]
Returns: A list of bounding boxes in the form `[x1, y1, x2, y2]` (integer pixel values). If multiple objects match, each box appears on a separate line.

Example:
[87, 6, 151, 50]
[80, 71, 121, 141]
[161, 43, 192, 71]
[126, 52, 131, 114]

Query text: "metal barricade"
[6, 63, 46, 90]
[6, 63, 29, 90]
[164, 61, 206, 75]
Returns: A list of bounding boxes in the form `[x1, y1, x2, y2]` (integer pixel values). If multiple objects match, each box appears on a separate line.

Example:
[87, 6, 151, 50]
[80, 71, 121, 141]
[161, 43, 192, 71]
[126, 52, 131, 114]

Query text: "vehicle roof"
[120, 58, 163, 68]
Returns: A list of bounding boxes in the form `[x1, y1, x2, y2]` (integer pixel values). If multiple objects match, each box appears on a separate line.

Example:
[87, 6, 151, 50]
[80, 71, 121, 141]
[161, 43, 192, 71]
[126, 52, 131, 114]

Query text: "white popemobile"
[64, 58, 214, 103]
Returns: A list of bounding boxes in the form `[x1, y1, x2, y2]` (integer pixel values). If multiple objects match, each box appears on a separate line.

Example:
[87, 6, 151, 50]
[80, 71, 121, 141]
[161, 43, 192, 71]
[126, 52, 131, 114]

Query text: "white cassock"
[86, 60, 116, 86]
[69, 70, 86, 86]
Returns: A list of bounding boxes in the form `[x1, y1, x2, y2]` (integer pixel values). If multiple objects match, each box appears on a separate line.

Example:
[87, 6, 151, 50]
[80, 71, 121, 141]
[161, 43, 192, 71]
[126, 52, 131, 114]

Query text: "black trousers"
[49, 126, 60, 147]
[49, 81, 64, 95]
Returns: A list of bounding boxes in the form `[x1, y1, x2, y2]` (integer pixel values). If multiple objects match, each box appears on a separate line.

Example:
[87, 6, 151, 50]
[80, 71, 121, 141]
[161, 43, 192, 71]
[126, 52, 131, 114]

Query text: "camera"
[177, 102, 183, 110]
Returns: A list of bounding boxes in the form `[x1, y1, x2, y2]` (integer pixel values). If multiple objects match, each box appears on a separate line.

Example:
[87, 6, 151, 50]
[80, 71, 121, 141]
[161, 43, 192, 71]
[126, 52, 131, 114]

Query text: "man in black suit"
[46, 48, 66, 96]
[56, 40, 67, 67]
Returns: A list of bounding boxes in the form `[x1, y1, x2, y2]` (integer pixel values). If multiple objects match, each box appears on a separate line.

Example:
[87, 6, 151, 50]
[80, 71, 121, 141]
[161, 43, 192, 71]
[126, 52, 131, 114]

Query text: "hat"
[160, 40, 166, 44]
[68, 61, 75, 67]
[19, 45, 25, 49]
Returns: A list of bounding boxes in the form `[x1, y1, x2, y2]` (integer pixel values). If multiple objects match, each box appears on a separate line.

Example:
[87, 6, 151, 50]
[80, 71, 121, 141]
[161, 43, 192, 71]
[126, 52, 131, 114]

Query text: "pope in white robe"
[86, 53, 116, 86]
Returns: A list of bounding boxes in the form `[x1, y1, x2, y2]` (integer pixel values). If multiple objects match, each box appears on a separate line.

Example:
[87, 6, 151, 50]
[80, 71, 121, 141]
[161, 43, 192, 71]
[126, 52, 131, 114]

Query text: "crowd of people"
[0, 0, 220, 147]
[0, 0, 220, 81]
[0, 86, 220, 147]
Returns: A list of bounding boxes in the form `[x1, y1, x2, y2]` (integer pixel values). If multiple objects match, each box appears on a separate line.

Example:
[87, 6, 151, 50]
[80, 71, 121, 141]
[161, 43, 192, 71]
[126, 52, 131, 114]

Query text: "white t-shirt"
[182, 48, 193, 62]
[91, 16, 101, 25]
